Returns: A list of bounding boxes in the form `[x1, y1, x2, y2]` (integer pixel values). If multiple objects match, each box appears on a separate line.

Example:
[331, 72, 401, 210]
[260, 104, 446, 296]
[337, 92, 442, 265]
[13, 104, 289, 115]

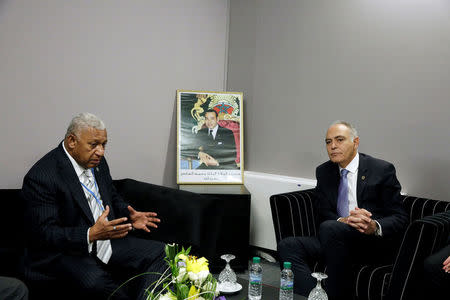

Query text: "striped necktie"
[82, 170, 112, 264]
[337, 169, 349, 218]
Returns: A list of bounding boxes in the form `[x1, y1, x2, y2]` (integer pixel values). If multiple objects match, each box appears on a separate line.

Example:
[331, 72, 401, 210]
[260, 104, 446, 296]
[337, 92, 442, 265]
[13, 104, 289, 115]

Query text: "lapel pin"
[96, 167, 99, 172]
[361, 175, 365, 180]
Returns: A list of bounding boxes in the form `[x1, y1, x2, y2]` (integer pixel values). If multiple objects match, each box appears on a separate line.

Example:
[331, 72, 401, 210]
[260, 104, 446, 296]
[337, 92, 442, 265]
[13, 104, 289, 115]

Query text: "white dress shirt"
[208, 124, 219, 139]
[339, 153, 359, 212]
[339, 152, 382, 236]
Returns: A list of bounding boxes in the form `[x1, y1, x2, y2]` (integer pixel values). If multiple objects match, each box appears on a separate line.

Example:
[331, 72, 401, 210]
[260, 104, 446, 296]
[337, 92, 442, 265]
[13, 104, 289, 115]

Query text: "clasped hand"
[198, 151, 219, 166]
[339, 207, 377, 235]
[89, 205, 161, 242]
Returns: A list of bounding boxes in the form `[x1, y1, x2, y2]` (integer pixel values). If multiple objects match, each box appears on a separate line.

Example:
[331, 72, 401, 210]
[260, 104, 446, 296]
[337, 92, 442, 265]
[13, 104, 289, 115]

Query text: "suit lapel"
[55, 145, 95, 224]
[327, 163, 340, 205]
[216, 126, 223, 137]
[357, 153, 368, 206]
[93, 162, 115, 219]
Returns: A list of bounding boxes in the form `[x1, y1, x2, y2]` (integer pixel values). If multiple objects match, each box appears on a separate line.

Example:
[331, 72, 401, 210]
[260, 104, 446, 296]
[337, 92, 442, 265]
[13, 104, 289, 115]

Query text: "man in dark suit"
[22, 113, 167, 300]
[194, 109, 237, 169]
[278, 121, 408, 299]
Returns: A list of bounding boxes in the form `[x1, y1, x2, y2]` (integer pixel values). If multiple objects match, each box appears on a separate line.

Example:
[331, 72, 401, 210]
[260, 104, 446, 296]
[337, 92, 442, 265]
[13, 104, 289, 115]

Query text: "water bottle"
[248, 256, 263, 300]
[279, 261, 294, 300]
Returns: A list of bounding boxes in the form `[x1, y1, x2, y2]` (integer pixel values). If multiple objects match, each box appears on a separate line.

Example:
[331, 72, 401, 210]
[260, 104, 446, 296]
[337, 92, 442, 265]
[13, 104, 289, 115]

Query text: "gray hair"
[65, 112, 106, 138]
[329, 120, 358, 140]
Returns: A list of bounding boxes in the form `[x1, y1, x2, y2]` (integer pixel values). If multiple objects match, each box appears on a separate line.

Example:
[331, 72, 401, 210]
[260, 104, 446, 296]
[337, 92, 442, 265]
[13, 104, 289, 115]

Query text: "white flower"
[188, 271, 198, 283]
[197, 270, 209, 285]
[176, 267, 186, 283]
[188, 269, 210, 286]
[158, 292, 176, 300]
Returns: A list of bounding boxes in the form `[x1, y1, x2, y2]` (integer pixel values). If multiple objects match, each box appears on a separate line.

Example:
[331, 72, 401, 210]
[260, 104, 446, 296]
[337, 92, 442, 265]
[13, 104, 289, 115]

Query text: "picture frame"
[177, 90, 244, 184]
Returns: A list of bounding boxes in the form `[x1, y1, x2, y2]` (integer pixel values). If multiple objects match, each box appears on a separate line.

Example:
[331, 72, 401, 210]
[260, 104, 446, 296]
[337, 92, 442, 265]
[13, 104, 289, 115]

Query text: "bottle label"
[280, 278, 293, 290]
[250, 273, 262, 284]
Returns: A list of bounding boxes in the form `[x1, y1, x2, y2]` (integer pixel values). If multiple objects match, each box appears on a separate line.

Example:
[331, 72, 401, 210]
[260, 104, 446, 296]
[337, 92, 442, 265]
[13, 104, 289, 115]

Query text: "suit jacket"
[22, 143, 130, 270]
[183, 125, 237, 169]
[315, 153, 408, 238]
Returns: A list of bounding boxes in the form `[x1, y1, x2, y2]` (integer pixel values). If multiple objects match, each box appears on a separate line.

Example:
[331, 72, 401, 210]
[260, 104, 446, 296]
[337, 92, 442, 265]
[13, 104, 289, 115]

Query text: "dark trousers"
[423, 243, 450, 298]
[0, 277, 28, 300]
[278, 220, 396, 300]
[54, 236, 166, 300]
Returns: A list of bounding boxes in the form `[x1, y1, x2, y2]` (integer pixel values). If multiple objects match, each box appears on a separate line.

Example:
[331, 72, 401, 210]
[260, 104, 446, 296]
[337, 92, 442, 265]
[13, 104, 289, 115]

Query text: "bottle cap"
[253, 256, 261, 263]
[283, 261, 292, 269]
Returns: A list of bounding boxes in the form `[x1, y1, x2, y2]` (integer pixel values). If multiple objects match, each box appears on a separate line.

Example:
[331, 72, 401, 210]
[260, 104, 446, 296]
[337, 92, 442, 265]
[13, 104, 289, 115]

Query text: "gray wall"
[2, 0, 450, 201]
[228, 0, 450, 200]
[0, 0, 229, 188]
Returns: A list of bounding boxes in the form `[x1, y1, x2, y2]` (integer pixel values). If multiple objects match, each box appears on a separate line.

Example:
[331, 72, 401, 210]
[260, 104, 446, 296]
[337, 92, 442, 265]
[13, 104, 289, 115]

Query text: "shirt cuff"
[374, 220, 383, 236]
[87, 228, 93, 253]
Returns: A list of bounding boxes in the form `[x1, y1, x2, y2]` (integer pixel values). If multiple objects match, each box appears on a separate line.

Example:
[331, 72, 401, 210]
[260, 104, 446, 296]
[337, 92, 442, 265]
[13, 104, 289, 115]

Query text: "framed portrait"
[177, 90, 244, 184]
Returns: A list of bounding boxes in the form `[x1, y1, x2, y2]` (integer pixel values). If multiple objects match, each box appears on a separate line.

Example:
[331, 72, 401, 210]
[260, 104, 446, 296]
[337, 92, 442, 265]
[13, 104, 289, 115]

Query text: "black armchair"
[386, 211, 450, 300]
[270, 189, 450, 300]
[0, 179, 223, 299]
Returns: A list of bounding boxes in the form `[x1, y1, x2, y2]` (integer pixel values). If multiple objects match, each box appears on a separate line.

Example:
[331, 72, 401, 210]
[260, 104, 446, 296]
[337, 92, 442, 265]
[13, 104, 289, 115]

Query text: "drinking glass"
[307, 272, 328, 300]
[218, 254, 237, 285]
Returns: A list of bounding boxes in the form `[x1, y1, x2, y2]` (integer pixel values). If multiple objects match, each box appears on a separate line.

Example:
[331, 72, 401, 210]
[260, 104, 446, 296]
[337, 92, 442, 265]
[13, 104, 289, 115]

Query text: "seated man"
[22, 112, 167, 300]
[185, 109, 237, 169]
[423, 238, 450, 298]
[278, 120, 408, 299]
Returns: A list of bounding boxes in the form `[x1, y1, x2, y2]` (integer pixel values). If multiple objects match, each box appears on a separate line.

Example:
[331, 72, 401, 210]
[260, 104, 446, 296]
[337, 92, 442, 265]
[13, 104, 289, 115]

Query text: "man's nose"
[95, 145, 105, 156]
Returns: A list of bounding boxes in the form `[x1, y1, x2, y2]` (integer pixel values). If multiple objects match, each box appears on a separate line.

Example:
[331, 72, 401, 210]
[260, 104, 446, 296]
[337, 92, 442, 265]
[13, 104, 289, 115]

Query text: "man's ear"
[66, 134, 77, 150]
[353, 136, 360, 149]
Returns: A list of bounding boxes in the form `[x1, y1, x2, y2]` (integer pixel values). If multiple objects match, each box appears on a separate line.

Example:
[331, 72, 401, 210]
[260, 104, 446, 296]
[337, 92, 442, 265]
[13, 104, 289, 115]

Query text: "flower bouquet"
[145, 243, 219, 300]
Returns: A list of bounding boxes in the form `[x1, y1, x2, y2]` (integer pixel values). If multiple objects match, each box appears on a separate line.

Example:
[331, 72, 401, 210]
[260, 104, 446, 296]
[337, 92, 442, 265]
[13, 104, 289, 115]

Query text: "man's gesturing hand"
[89, 205, 132, 242]
[128, 206, 161, 233]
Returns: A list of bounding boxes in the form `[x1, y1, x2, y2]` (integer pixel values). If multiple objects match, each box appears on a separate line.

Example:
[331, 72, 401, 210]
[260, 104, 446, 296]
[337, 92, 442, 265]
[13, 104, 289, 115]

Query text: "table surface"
[221, 277, 307, 300]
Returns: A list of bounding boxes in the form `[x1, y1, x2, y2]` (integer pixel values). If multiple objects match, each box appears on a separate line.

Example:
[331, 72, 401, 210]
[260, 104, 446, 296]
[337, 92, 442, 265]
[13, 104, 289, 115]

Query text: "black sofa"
[0, 179, 225, 299]
[270, 189, 450, 300]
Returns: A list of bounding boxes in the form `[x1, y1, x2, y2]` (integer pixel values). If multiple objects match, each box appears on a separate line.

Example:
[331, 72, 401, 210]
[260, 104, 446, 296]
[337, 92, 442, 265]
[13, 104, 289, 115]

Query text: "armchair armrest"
[386, 212, 450, 300]
[269, 189, 318, 244]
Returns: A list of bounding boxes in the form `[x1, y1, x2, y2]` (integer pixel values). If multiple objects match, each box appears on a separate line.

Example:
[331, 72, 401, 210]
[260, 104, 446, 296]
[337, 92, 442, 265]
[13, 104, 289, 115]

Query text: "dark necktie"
[337, 169, 349, 217]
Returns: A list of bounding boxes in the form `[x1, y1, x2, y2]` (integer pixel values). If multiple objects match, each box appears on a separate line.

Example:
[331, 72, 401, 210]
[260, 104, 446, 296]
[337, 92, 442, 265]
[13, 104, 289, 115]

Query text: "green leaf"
[177, 284, 189, 300]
